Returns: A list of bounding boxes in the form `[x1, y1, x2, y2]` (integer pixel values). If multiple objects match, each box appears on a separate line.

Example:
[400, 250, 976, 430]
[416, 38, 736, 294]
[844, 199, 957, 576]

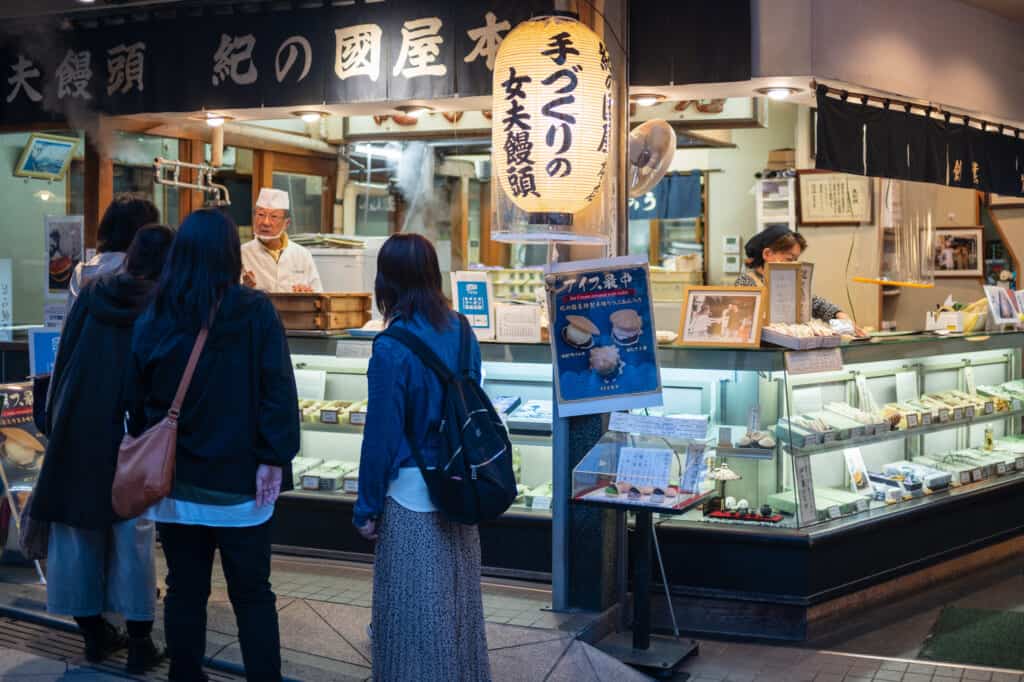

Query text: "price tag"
[343, 478, 359, 493]
[1013, 400, 1023, 412]
[971, 469, 983, 482]
[984, 402, 994, 415]
[532, 496, 552, 511]
[615, 447, 673, 491]
[609, 412, 709, 440]
[822, 431, 838, 443]
[906, 413, 919, 428]
[336, 341, 373, 359]
[1015, 456, 1024, 471]
[827, 505, 842, 519]
[964, 406, 975, 419]
[996, 462, 1008, 475]
[960, 472, 972, 485]
[855, 498, 869, 512]
[922, 413, 934, 426]
[794, 457, 817, 526]
[785, 348, 843, 376]
[301, 475, 320, 490]
[319, 409, 339, 424]
[718, 426, 734, 447]
[964, 366, 977, 395]
[952, 407, 965, 421]
[349, 411, 367, 425]
[938, 409, 951, 423]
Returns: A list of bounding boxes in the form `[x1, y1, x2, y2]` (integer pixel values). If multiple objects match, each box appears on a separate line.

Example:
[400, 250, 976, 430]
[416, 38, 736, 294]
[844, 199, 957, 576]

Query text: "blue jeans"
[46, 518, 156, 621]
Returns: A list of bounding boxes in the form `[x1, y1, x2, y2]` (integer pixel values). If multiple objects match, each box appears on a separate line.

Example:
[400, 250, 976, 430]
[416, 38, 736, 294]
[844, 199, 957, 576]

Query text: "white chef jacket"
[241, 238, 323, 293]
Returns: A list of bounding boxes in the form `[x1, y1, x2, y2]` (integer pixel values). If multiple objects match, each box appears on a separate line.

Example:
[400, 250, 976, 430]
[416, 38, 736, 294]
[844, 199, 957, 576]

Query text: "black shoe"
[83, 620, 128, 663]
[126, 636, 166, 674]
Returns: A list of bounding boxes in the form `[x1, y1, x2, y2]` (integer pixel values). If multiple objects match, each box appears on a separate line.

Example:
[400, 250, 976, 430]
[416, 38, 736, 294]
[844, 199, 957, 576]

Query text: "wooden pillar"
[450, 176, 470, 271]
[83, 141, 113, 250]
[478, 180, 509, 267]
[251, 150, 274, 210]
[177, 138, 205, 219]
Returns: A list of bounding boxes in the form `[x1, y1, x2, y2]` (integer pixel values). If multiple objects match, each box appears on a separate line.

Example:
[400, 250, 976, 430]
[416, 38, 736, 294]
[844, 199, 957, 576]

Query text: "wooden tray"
[269, 293, 371, 313]
[278, 310, 371, 331]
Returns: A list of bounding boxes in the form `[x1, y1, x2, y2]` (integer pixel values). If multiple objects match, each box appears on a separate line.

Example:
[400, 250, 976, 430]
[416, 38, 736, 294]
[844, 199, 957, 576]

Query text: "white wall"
[753, 0, 1024, 124]
[671, 100, 799, 285]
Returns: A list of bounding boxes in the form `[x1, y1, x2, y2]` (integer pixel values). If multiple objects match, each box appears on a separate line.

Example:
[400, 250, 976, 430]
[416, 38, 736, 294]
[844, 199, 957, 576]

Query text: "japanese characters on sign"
[0, 1, 552, 122]
[546, 256, 662, 417]
[491, 15, 613, 218]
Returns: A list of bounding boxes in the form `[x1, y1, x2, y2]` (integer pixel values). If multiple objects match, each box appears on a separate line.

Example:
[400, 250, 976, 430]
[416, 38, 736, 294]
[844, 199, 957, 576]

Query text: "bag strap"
[168, 326, 210, 420]
[457, 314, 472, 377]
[378, 326, 455, 384]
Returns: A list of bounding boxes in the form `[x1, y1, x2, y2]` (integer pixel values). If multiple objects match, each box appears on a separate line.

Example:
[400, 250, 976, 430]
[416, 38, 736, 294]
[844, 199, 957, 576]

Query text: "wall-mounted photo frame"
[926, 227, 983, 278]
[14, 133, 79, 181]
[764, 262, 803, 325]
[797, 170, 873, 225]
[679, 286, 763, 348]
[988, 193, 1024, 209]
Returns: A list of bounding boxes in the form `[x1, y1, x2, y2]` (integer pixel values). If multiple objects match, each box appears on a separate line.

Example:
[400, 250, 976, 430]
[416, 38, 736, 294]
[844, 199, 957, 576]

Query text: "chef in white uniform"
[242, 188, 324, 293]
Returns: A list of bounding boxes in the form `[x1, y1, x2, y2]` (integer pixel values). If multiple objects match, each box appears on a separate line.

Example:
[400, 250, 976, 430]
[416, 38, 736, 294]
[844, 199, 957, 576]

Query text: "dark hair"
[97, 194, 160, 253]
[745, 231, 808, 269]
[123, 224, 175, 281]
[375, 233, 450, 330]
[152, 209, 241, 331]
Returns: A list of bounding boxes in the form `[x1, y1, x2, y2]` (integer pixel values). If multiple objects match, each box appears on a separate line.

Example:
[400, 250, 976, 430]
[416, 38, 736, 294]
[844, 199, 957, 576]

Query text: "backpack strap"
[457, 314, 473, 377]
[376, 325, 455, 384]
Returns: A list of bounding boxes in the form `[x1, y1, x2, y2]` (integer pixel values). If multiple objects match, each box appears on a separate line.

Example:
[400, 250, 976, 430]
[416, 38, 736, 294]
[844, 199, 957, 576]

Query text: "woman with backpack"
[129, 209, 299, 682]
[32, 224, 174, 673]
[355, 233, 491, 682]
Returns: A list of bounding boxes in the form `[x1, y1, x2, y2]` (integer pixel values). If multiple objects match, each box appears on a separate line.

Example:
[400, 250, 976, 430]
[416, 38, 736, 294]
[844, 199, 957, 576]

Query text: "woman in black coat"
[31, 225, 174, 674]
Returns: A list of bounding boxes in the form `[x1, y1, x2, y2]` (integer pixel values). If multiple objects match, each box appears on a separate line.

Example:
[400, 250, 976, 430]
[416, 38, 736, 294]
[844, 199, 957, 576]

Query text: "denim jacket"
[353, 312, 482, 528]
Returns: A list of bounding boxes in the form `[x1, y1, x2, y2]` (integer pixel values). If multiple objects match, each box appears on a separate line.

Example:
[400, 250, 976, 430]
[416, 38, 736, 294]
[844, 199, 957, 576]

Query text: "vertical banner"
[545, 256, 662, 417]
[44, 215, 83, 299]
[0, 259, 11, 342]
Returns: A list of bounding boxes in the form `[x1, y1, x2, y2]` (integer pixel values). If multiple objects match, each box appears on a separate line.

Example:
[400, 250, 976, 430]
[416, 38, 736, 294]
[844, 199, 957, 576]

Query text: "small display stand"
[572, 431, 712, 675]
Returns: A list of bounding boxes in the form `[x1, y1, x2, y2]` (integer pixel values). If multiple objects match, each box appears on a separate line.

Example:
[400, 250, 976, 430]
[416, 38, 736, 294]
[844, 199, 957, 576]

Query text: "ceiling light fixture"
[293, 110, 327, 123]
[394, 104, 432, 119]
[630, 93, 666, 107]
[756, 87, 802, 101]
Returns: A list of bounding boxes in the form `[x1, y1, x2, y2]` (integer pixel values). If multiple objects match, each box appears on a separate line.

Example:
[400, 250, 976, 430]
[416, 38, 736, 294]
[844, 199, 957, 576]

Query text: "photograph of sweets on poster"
[45, 215, 84, 295]
[680, 286, 763, 348]
[546, 256, 662, 418]
[926, 228, 983, 277]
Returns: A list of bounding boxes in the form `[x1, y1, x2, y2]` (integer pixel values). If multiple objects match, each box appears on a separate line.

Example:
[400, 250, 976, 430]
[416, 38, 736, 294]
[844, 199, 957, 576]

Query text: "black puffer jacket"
[32, 271, 155, 529]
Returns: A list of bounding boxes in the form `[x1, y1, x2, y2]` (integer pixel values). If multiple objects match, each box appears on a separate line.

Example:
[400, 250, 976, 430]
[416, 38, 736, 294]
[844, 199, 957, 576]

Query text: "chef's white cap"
[256, 188, 290, 211]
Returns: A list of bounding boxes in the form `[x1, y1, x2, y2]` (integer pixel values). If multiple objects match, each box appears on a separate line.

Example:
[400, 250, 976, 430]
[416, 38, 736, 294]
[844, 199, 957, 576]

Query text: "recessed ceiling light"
[192, 112, 233, 127]
[76, 0, 96, 4]
[293, 110, 326, 123]
[394, 104, 432, 119]
[630, 93, 666, 107]
[756, 87, 802, 100]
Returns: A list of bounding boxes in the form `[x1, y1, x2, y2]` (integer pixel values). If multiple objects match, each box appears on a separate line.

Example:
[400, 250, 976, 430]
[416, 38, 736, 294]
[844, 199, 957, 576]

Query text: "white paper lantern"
[491, 15, 612, 226]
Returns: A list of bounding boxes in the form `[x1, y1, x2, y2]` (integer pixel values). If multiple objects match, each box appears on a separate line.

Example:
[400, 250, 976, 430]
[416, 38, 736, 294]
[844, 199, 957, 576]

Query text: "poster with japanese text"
[546, 256, 662, 417]
[0, 383, 46, 559]
[451, 271, 495, 340]
[0, 259, 11, 342]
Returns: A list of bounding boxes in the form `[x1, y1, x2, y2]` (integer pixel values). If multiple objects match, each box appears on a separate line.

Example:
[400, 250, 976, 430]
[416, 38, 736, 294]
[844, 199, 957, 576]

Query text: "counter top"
[287, 329, 1024, 371]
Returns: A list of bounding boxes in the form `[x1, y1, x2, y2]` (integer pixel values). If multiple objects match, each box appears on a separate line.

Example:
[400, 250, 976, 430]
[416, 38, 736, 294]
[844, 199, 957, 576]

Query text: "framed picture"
[679, 286, 763, 348]
[926, 227, 983, 278]
[14, 134, 79, 181]
[983, 285, 1020, 326]
[988, 193, 1024, 209]
[797, 170, 873, 225]
[764, 262, 803, 325]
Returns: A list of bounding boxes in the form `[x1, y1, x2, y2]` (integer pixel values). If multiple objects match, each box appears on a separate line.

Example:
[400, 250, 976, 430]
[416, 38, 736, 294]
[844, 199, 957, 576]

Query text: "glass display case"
[286, 332, 1024, 530]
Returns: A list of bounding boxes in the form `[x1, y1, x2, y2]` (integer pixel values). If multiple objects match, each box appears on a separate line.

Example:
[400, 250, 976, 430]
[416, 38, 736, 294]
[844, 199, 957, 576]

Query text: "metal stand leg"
[596, 510, 699, 677]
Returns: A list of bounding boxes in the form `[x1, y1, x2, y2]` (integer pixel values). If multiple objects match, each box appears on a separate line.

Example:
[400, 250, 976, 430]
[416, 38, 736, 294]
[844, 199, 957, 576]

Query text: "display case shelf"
[783, 407, 1024, 456]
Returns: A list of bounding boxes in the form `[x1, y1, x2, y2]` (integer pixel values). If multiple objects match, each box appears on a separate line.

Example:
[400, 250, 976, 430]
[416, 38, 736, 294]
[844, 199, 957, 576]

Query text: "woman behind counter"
[734, 225, 853, 324]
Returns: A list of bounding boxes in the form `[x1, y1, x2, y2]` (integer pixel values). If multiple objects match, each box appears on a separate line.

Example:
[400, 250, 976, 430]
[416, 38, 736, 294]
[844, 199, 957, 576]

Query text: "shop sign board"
[545, 256, 662, 417]
[0, 259, 11, 342]
[451, 271, 495, 341]
[0, 0, 555, 123]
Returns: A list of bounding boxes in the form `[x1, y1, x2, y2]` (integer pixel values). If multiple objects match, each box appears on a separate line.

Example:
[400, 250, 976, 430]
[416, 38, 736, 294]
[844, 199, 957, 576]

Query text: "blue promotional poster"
[28, 328, 61, 377]
[546, 256, 663, 417]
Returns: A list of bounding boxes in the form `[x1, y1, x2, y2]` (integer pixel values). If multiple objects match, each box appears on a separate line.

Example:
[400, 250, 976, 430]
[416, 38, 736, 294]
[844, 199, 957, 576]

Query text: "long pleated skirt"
[371, 498, 491, 682]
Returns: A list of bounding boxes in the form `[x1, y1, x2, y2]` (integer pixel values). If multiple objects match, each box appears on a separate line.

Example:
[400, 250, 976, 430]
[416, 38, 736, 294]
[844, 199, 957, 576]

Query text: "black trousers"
[158, 520, 281, 682]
